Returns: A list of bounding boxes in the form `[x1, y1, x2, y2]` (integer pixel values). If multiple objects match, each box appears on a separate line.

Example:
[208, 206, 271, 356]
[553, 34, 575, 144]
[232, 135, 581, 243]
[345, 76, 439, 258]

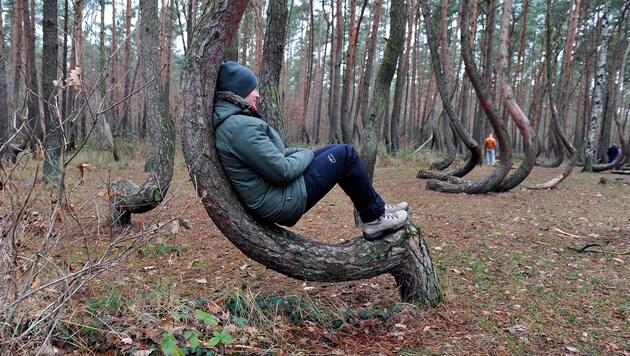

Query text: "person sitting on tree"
[607, 143, 621, 170]
[212, 61, 408, 240]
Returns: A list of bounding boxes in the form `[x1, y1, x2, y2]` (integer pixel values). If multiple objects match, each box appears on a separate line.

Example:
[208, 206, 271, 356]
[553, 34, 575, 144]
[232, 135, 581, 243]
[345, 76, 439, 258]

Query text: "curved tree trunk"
[109, 0, 175, 225]
[535, 130, 564, 167]
[424, 0, 512, 194]
[527, 3, 579, 190]
[179, 0, 441, 307]
[491, 0, 537, 192]
[417, 0, 481, 181]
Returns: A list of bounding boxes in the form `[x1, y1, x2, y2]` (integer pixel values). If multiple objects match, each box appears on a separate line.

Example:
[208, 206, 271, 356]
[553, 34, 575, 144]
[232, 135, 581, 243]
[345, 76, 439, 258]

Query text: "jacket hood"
[212, 91, 258, 128]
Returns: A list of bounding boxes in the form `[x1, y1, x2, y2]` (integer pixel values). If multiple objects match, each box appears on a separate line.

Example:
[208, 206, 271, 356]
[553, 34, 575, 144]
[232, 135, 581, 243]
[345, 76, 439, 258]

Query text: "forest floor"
[2, 147, 629, 355]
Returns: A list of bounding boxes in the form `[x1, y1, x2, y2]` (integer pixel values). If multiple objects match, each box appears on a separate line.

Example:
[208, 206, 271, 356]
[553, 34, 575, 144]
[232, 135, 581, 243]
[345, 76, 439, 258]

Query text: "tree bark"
[257, 0, 288, 141]
[491, 0, 537, 192]
[0, 0, 7, 163]
[360, 0, 405, 180]
[110, 0, 175, 225]
[23, 0, 42, 148]
[42, 0, 62, 182]
[180, 0, 441, 307]
[424, 0, 512, 194]
[355, 0, 383, 142]
[416, 0, 481, 182]
[584, 2, 610, 172]
[339, 0, 366, 144]
[327, 0, 343, 143]
[119, 0, 134, 132]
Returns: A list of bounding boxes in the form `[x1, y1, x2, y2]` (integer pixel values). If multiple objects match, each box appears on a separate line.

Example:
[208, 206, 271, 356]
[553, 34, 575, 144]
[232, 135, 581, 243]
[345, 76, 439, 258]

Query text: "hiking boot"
[362, 210, 408, 241]
[384, 202, 409, 213]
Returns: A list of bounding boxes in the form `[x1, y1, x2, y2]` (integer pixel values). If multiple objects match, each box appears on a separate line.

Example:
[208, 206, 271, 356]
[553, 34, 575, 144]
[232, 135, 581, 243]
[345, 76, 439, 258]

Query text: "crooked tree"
[179, 0, 441, 306]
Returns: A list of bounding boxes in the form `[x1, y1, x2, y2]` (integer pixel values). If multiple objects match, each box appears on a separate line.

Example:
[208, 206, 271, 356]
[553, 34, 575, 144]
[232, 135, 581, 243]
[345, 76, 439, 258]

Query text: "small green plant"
[208, 331, 233, 347]
[159, 308, 223, 355]
[161, 332, 183, 356]
[143, 242, 180, 257]
[231, 316, 247, 327]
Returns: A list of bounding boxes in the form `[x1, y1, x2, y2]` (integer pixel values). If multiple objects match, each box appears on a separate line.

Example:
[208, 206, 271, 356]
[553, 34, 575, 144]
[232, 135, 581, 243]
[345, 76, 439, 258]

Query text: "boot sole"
[363, 224, 405, 241]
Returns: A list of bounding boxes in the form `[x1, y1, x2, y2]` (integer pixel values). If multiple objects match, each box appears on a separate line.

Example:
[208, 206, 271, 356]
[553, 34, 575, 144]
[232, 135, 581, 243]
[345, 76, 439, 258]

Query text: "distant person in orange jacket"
[483, 133, 497, 166]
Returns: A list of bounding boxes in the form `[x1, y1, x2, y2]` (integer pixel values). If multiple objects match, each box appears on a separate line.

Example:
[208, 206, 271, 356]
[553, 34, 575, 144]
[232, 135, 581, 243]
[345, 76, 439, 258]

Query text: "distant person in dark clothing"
[607, 143, 621, 170]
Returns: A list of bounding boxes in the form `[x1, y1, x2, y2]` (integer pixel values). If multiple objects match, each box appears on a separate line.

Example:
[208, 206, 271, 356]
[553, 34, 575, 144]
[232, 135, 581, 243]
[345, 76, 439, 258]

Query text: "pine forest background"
[0, 0, 628, 166]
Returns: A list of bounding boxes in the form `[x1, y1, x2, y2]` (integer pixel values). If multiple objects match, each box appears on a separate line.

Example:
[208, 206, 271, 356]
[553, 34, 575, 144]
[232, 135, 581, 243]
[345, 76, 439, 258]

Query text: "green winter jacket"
[212, 97, 314, 226]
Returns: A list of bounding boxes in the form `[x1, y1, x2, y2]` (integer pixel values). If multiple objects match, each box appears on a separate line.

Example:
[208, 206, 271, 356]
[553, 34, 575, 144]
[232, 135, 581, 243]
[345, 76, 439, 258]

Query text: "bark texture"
[109, 0, 175, 225]
[179, 0, 441, 306]
[257, 0, 288, 140]
[417, 0, 481, 182]
[492, 0, 537, 192]
[0, 0, 8, 163]
[360, 0, 405, 180]
[584, 2, 610, 172]
[42, 0, 61, 181]
[423, 0, 512, 194]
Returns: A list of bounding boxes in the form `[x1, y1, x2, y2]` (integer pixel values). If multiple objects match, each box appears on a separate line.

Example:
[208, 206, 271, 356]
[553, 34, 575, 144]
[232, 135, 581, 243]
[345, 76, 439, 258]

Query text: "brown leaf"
[53, 79, 64, 92]
[161, 316, 174, 330]
[30, 278, 42, 290]
[66, 67, 83, 90]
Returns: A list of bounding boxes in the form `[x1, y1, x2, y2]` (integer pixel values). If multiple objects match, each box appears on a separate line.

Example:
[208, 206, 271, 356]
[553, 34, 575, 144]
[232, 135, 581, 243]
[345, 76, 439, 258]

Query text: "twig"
[567, 243, 630, 256]
[552, 227, 581, 238]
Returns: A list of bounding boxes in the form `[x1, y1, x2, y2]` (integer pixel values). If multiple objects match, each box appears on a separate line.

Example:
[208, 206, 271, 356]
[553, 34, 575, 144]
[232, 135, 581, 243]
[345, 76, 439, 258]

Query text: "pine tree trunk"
[110, 0, 175, 225]
[42, 0, 61, 181]
[23, 0, 41, 148]
[339, 0, 364, 144]
[0, 0, 7, 161]
[360, 0, 405, 179]
[257, 0, 288, 140]
[356, 0, 383, 141]
[327, 0, 343, 144]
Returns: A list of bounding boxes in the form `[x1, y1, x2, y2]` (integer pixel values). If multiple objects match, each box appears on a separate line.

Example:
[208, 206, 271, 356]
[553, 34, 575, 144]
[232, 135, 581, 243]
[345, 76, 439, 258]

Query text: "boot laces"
[382, 212, 398, 220]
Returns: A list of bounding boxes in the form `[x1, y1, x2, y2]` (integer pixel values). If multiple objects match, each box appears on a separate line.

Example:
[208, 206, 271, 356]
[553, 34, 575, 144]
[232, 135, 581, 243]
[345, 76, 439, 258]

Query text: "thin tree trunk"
[120, 0, 133, 132]
[257, 0, 288, 140]
[9, 0, 23, 119]
[360, 0, 405, 180]
[327, 0, 343, 143]
[584, 2, 610, 172]
[425, 0, 512, 194]
[339, 0, 366, 144]
[492, 0, 537, 192]
[417, 0, 481, 182]
[356, 0, 383, 140]
[110, 0, 175, 225]
[528, 0, 579, 189]
[0, 0, 7, 162]
[23, 0, 41, 148]
[42, 0, 62, 181]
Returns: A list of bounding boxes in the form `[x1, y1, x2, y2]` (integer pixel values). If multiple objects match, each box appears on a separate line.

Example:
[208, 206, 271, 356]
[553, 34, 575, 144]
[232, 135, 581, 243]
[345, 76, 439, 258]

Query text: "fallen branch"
[567, 243, 630, 256]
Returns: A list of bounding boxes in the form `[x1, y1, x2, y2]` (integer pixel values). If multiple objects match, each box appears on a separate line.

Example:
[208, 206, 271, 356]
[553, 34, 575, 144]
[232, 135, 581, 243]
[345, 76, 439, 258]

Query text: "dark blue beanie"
[216, 61, 258, 98]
